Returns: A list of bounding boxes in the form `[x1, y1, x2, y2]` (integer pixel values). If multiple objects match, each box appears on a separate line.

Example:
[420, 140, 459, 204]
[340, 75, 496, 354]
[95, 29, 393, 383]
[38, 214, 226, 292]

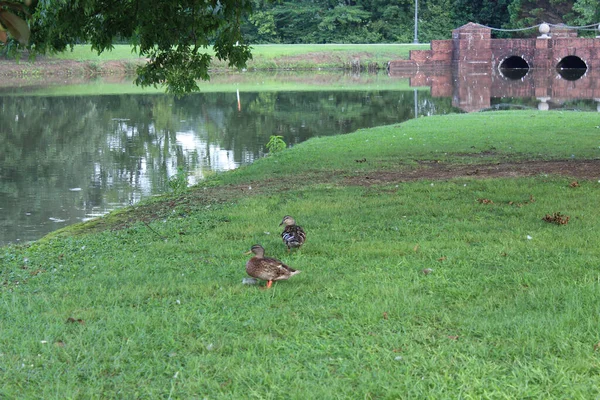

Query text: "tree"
[1, 0, 254, 94]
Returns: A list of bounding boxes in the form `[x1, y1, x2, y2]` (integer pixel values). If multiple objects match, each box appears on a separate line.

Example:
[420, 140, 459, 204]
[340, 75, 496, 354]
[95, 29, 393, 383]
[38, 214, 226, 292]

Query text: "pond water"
[1, 70, 599, 246]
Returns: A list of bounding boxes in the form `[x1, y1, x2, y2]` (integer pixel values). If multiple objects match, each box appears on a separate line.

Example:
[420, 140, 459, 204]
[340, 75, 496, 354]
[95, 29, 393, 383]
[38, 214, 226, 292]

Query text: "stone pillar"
[534, 36, 553, 69]
[452, 22, 492, 69]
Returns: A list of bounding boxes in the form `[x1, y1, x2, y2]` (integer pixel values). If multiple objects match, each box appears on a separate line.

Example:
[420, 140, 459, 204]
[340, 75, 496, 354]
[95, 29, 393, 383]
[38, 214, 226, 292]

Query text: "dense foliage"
[0, 0, 598, 92]
[3, 0, 254, 93]
[241, 0, 599, 43]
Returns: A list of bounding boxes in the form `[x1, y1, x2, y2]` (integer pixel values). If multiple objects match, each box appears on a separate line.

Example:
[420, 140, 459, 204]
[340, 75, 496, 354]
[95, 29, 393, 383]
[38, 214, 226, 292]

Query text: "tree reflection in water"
[0, 88, 457, 245]
[2, 68, 599, 245]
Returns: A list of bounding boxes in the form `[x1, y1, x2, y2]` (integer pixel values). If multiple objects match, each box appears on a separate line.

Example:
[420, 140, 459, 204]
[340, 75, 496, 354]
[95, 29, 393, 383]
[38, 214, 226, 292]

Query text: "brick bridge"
[389, 22, 600, 72]
[388, 23, 600, 112]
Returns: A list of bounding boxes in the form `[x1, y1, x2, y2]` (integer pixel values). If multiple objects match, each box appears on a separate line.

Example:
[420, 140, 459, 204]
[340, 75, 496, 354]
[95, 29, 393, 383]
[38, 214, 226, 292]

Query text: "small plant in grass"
[168, 166, 188, 193]
[266, 135, 286, 154]
[86, 61, 101, 75]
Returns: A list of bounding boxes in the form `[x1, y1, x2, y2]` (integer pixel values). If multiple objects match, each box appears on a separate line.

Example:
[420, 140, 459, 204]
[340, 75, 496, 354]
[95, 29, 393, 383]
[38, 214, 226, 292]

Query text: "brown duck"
[279, 215, 306, 252]
[245, 244, 301, 288]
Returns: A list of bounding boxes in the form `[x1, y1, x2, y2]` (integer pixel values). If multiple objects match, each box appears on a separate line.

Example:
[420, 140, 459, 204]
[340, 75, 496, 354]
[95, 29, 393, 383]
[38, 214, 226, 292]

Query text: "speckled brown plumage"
[279, 215, 306, 251]
[245, 244, 301, 288]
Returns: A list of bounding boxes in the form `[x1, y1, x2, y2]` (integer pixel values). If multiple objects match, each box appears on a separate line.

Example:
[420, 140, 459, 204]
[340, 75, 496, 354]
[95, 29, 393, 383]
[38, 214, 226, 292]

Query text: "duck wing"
[282, 225, 306, 249]
[246, 256, 299, 281]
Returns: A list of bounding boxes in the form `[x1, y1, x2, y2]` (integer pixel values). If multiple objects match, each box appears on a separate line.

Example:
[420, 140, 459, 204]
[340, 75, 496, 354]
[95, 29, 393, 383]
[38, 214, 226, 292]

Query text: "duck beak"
[244, 250, 253, 255]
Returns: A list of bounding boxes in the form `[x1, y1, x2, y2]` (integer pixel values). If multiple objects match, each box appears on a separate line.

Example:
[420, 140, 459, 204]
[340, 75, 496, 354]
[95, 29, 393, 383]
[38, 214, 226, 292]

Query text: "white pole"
[413, 0, 419, 44]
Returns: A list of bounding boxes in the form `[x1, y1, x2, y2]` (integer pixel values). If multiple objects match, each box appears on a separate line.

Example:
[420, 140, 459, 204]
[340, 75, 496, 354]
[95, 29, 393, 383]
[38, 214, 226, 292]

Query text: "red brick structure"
[388, 22, 600, 73]
[392, 67, 600, 113]
[388, 22, 600, 112]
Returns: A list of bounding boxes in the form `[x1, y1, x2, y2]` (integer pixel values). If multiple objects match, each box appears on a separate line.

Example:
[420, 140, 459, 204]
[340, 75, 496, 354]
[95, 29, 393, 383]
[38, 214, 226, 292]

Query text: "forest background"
[241, 0, 599, 43]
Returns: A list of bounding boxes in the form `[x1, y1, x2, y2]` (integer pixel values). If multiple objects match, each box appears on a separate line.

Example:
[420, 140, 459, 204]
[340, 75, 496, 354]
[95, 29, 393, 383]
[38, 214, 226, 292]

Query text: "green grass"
[49, 43, 427, 65]
[216, 111, 600, 184]
[2, 111, 600, 398]
[49, 45, 146, 61]
[46, 43, 425, 72]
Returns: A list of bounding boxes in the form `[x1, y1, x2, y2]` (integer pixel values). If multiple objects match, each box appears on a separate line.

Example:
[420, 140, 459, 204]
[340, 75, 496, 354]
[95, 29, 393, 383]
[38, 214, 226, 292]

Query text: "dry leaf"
[422, 268, 433, 275]
[66, 317, 85, 325]
[542, 212, 570, 225]
[438, 257, 446, 262]
[447, 335, 459, 340]
[383, 312, 389, 320]
[477, 198, 494, 204]
[569, 181, 580, 188]
[413, 244, 420, 253]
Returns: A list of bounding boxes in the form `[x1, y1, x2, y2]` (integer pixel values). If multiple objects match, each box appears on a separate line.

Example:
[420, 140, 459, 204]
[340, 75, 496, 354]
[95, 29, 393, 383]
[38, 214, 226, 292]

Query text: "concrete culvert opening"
[556, 56, 587, 81]
[499, 56, 529, 80]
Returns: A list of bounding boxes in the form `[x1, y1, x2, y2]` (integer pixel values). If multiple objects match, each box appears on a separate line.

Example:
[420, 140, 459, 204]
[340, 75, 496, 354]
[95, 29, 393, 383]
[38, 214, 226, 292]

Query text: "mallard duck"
[279, 215, 306, 251]
[245, 244, 301, 288]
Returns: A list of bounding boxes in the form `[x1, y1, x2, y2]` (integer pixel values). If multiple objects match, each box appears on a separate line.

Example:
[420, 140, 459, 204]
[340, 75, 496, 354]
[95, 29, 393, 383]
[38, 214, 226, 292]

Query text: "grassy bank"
[2, 111, 600, 398]
[0, 44, 428, 80]
[50, 43, 427, 69]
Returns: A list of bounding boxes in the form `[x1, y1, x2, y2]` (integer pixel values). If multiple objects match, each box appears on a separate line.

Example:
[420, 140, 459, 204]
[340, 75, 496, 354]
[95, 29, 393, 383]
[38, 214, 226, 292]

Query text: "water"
[1, 70, 598, 245]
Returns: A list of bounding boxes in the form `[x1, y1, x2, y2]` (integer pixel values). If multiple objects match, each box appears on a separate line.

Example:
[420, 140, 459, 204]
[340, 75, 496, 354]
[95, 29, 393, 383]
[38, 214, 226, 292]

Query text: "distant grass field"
[46, 43, 427, 72]
[2, 111, 600, 398]
[49, 43, 427, 65]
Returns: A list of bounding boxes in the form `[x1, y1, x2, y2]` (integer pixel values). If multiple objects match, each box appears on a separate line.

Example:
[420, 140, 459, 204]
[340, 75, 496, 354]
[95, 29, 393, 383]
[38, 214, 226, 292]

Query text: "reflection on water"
[557, 68, 587, 81]
[499, 68, 529, 80]
[1, 68, 599, 245]
[390, 66, 600, 113]
[0, 82, 459, 245]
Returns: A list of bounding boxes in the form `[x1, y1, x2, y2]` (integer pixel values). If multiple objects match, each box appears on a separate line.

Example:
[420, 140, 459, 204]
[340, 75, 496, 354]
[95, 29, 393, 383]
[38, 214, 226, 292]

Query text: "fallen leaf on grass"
[594, 342, 600, 351]
[66, 317, 85, 325]
[542, 212, 570, 225]
[569, 181, 580, 188]
[477, 198, 494, 204]
[383, 312, 389, 320]
[508, 194, 535, 207]
[413, 244, 420, 253]
[437, 257, 446, 262]
[422, 268, 434, 275]
[447, 335, 459, 340]
[29, 269, 45, 276]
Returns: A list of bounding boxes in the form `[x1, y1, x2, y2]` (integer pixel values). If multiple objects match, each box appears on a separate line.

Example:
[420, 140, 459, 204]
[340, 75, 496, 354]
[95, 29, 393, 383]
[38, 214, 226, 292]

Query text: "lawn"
[49, 43, 427, 67]
[1, 111, 600, 398]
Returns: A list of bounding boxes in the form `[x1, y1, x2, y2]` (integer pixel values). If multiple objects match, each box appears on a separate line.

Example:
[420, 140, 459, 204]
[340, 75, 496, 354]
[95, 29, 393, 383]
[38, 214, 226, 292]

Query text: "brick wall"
[387, 22, 600, 73]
